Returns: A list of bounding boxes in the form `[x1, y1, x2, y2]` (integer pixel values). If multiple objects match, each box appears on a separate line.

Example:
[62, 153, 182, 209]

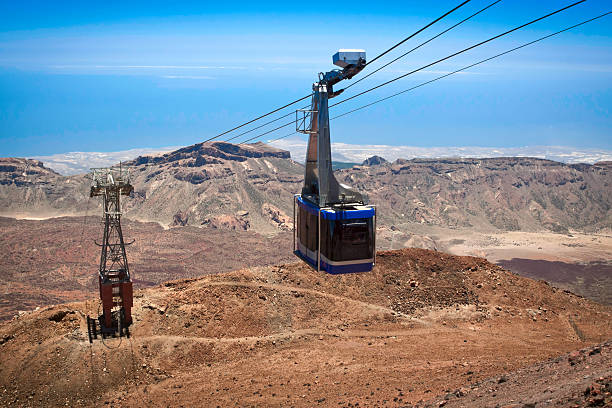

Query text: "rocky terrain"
[338, 157, 612, 233]
[2, 141, 611, 322]
[2, 142, 611, 234]
[419, 341, 611, 407]
[376, 225, 612, 306]
[1, 142, 303, 233]
[0, 248, 610, 407]
[498, 258, 612, 306]
[0, 216, 293, 322]
[2, 143, 611, 406]
[0, 157, 92, 218]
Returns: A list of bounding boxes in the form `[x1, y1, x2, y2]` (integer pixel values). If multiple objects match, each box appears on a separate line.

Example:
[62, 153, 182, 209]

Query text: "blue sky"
[1, 0, 611, 156]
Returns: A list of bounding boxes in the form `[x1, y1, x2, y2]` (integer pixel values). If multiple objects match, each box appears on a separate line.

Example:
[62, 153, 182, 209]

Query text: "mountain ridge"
[1, 142, 611, 233]
[29, 144, 612, 176]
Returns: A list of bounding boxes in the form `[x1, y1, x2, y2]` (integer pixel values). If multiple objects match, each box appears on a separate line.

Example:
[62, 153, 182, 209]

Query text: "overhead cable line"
[223, 0, 472, 143]
[237, 0, 587, 145]
[365, 0, 472, 67]
[332, 11, 612, 121]
[260, 10, 612, 146]
[238, 120, 297, 144]
[330, 0, 587, 109]
[225, 105, 307, 143]
[343, 0, 504, 92]
[200, 93, 312, 144]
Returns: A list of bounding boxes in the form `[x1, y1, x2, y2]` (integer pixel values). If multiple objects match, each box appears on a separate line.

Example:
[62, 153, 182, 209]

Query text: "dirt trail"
[1, 248, 610, 407]
[196, 280, 429, 324]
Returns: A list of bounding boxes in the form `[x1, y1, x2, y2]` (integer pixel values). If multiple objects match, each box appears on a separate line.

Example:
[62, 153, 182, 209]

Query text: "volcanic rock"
[361, 155, 388, 166]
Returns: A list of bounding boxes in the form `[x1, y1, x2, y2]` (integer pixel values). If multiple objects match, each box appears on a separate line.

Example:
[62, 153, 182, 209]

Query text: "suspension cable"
[221, 0, 472, 144]
[258, 11, 611, 146]
[343, 0, 504, 92]
[366, 0, 472, 67]
[237, 0, 587, 145]
[331, 0, 586, 109]
[225, 104, 308, 143]
[333, 11, 612, 121]
[239, 120, 296, 144]
[200, 93, 312, 144]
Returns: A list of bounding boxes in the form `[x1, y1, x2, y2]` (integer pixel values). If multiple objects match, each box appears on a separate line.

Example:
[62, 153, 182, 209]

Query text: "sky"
[1, 0, 611, 157]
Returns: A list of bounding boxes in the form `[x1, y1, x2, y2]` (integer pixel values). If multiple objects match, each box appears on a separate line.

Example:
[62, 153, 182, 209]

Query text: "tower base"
[86, 311, 131, 343]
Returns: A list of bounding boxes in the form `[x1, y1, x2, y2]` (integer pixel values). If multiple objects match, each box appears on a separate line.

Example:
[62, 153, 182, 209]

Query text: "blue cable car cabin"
[294, 195, 376, 274]
[292, 49, 377, 274]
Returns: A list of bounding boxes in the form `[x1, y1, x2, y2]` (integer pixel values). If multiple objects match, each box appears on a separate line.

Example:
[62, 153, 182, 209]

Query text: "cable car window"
[340, 222, 368, 244]
[323, 218, 374, 262]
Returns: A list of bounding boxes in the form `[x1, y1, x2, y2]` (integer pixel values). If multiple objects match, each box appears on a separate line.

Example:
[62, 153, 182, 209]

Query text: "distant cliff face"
[1, 146, 611, 233]
[361, 155, 388, 166]
[0, 158, 91, 217]
[0, 142, 302, 233]
[339, 157, 612, 232]
[127, 141, 291, 167]
[122, 142, 301, 232]
[0, 158, 58, 180]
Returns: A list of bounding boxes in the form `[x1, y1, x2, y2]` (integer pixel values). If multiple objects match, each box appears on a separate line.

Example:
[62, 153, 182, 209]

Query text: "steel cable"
[260, 10, 611, 145]
[213, 0, 471, 143]
[237, 0, 587, 144]
[200, 93, 313, 144]
[228, 0, 488, 143]
[332, 11, 612, 120]
[330, 0, 586, 109]
[342, 0, 504, 92]
[365, 0, 472, 67]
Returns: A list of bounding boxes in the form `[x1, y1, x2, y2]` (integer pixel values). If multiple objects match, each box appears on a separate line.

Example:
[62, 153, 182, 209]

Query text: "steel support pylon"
[88, 166, 134, 341]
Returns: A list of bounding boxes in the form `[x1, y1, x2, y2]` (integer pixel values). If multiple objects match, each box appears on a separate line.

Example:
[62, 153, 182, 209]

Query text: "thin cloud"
[161, 75, 215, 79]
[49, 64, 249, 70]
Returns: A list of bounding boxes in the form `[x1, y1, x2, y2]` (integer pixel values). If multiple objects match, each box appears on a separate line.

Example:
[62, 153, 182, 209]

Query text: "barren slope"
[339, 158, 612, 233]
[0, 142, 303, 232]
[1, 248, 610, 407]
[2, 147, 612, 234]
[123, 141, 301, 233]
[0, 158, 91, 218]
[0, 216, 293, 321]
[419, 341, 611, 407]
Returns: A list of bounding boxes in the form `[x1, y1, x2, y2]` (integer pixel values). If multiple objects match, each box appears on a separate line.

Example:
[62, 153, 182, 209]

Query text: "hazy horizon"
[1, 0, 611, 157]
[27, 141, 612, 175]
